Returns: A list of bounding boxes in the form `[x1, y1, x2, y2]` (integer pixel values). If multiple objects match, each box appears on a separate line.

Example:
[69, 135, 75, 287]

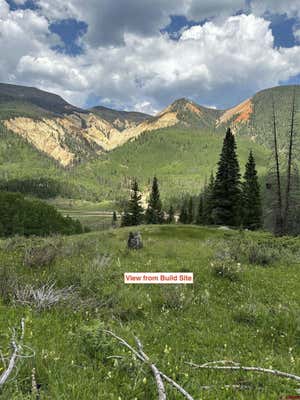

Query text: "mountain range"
[0, 83, 299, 203]
[2, 83, 298, 167]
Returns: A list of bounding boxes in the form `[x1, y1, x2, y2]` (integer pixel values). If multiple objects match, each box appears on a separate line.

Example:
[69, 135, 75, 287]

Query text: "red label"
[281, 397, 300, 399]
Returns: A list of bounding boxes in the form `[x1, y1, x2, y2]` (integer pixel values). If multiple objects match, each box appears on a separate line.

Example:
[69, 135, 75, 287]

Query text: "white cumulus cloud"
[1, 1, 300, 110]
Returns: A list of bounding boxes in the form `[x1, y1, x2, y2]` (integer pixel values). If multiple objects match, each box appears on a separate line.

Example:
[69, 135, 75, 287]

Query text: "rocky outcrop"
[4, 117, 75, 167]
[3, 113, 124, 166]
[127, 231, 143, 250]
[217, 98, 253, 128]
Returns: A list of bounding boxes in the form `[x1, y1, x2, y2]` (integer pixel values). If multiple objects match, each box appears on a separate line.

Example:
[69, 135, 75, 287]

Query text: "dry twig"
[0, 318, 30, 387]
[186, 360, 300, 383]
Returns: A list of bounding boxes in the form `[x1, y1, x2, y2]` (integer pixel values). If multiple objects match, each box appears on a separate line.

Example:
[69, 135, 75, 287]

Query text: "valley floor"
[0, 225, 299, 399]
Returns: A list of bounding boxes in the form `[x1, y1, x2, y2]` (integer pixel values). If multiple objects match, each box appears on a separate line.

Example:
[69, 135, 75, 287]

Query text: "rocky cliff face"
[3, 109, 181, 166]
[217, 98, 253, 131]
[3, 113, 123, 166]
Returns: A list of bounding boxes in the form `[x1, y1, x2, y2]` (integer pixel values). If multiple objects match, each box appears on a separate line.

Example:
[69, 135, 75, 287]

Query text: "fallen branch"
[158, 371, 194, 400]
[102, 330, 145, 362]
[199, 384, 251, 390]
[0, 318, 25, 387]
[102, 329, 194, 400]
[186, 361, 300, 383]
[135, 336, 166, 400]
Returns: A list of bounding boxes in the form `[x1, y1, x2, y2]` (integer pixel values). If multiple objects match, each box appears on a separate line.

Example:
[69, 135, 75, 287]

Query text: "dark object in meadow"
[127, 231, 143, 250]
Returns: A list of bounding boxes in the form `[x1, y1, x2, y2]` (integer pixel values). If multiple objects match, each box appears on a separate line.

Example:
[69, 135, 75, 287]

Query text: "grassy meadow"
[47, 198, 117, 231]
[1, 225, 299, 399]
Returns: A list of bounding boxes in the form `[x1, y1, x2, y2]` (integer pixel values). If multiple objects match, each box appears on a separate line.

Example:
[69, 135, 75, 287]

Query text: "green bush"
[211, 248, 243, 281]
[232, 303, 267, 326]
[78, 323, 115, 362]
[210, 237, 296, 267]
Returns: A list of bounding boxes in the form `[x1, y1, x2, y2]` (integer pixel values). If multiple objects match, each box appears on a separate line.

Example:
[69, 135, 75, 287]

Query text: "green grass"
[0, 225, 299, 399]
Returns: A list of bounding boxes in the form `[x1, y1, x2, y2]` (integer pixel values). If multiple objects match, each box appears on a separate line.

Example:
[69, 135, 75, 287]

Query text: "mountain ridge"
[0, 83, 299, 166]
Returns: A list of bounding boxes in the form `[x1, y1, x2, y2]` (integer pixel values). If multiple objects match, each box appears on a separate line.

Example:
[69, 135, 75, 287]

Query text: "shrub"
[246, 242, 277, 265]
[211, 248, 242, 281]
[232, 303, 266, 326]
[23, 243, 59, 267]
[78, 323, 115, 362]
[0, 264, 18, 303]
[210, 237, 292, 267]
[160, 286, 193, 311]
[13, 282, 75, 310]
[79, 254, 112, 296]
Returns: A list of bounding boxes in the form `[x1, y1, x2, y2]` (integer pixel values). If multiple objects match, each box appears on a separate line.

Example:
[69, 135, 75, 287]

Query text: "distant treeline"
[0, 177, 72, 199]
[0, 192, 83, 237]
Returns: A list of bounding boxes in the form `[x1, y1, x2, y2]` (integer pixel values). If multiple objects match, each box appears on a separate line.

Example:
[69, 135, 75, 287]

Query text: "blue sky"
[1, 0, 300, 113]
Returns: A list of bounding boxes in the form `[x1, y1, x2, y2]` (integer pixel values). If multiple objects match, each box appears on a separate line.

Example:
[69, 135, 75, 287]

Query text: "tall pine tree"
[145, 176, 164, 224]
[187, 197, 194, 224]
[196, 195, 204, 225]
[112, 211, 118, 228]
[121, 179, 144, 226]
[242, 151, 262, 230]
[212, 128, 241, 226]
[166, 205, 175, 223]
[203, 172, 215, 224]
[179, 202, 188, 224]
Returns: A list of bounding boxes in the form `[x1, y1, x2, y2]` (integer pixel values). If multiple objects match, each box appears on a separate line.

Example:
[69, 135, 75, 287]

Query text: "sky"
[1, 0, 300, 114]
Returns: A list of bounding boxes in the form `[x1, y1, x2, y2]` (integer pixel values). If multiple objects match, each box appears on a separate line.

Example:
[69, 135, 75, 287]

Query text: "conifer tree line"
[121, 176, 165, 227]
[179, 128, 262, 229]
[121, 128, 262, 230]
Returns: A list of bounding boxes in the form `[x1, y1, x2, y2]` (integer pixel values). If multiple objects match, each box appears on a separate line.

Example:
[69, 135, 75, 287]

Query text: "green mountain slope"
[251, 85, 300, 145]
[0, 121, 269, 204]
[73, 127, 269, 203]
[0, 83, 85, 119]
[218, 85, 300, 145]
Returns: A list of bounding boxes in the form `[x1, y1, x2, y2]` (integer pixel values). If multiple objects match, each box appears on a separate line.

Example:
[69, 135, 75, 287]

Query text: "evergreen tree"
[179, 203, 188, 224]
[187, 197, 194, 224]
[196, 195, 204, 225]
[128, 179, 144, 226]
[167, 205, 175, 224]
[203, 173, 215, 224]
[121, 209, 131, 227]
[145, 176, 164, 224]
[242, 151, 262, 230]
[212, 128, 241, 226]
[112, 211, 117, 228]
